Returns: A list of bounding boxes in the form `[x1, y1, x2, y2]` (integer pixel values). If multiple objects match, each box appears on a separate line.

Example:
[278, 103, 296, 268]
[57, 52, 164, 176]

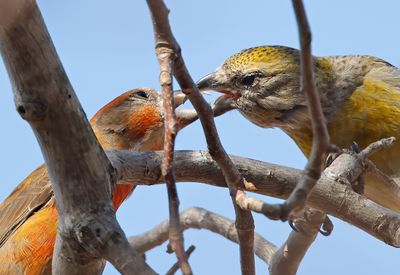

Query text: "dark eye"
[241, 74, 255, 87]
[136, 90, 148, 98]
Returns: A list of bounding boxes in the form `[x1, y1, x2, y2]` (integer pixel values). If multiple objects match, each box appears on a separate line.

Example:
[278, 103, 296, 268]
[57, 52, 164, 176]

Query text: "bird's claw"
[289, 219, 300, 233]
[350, 141, 360, 153]
[319, 216, 334, 236]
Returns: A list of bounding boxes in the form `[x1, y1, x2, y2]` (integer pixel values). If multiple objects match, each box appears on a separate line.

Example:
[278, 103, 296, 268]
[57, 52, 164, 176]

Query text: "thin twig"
[236, 192, 281, 219]
[366, 160, 398, 189]
[282, 0, 330, 219]
[156, 38, 192, 275]
[359, 136, 395, 159]
[166, 245, 196, 275]
[271, 11, 334, 264]
[129, 207, 277, 265]
[145, 1, 255, 274]
[207, 0, 332, 223]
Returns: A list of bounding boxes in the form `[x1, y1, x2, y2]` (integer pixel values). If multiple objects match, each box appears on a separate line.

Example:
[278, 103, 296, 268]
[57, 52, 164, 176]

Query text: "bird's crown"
[223, 46, 300, 73]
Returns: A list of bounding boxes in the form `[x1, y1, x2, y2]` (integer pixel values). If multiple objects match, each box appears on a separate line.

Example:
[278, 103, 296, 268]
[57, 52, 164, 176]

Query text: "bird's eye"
[241, 74, 256, 87]
[136, 91, 148, 98]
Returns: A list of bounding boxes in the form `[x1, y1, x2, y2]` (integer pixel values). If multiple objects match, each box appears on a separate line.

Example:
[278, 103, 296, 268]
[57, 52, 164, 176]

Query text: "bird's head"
[197, 46, 313, 129]
[90, 87, 186, 151]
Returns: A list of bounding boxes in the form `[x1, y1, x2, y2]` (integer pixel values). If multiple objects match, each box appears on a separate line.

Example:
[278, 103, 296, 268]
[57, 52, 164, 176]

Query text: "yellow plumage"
[197, 45, 400, 212]
[329, 77, 400, 175]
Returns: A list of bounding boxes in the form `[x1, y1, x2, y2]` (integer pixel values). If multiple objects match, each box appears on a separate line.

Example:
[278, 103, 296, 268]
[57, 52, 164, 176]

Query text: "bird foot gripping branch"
[236, 136, 398, 240]
[323, 137, 398, 203]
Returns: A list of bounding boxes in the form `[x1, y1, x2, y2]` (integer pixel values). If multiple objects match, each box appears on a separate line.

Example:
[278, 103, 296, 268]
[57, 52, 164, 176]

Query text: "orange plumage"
[0, 88, 185, 274]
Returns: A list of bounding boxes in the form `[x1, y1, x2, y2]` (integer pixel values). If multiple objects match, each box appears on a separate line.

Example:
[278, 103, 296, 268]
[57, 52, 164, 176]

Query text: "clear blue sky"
[1, 1, 399, 274]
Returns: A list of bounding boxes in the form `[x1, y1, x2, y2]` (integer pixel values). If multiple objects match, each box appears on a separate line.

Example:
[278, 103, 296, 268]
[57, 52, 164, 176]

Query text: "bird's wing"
[363, 57, 400, 89]
[347, 59, 400, 176]
[0, 164, 53, 247]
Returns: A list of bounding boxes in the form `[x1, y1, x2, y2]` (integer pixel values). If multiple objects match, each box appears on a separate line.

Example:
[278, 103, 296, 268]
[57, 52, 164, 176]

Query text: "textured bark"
[269, 208, 326, 275]
[145, 1, 255, 273]
[129, 207, 277, 266]
[108, 150, 400, 247]
[282, 0, 330, 219]
[0, 1, 154, 274]
[157, 48, 191, 273]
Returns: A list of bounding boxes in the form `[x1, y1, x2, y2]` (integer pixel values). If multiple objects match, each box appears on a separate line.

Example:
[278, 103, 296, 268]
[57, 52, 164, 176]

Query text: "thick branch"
[269, 208, 326, 275]
[108, 150, 400, 247]
[0, 1, 154, 274]
[145, 1, 255, 274]
[129, 207, 277, 266]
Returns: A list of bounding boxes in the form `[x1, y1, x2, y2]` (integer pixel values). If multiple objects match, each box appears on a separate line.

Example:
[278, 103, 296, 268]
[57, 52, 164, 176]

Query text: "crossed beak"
[172, 78, 237, 131]
[196, 72, 221, 91]
[196, 72, 239, 100]
[173, 91, 187, 109]
[172, 72, 223, 104]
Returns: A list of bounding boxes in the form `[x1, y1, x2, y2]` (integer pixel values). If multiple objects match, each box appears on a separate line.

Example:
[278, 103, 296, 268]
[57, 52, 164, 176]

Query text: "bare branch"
[155, 39, 191, 274]
[281, 0, 330, 219]
[108, 150, 400, 247]
[269, 209, 326, 275]
[236, 192, 281, 218]
[267, 2, 332, 269]
[359, 136, 395, 159]
[324, 139, 400, 211]
[166, 245, 195, 275]
[145, 1, 255, 273]
[0, 1, 154, 274]
[129, 207, 277, 266]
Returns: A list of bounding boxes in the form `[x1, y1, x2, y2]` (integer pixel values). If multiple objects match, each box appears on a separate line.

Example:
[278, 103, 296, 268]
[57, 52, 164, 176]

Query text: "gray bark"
[0, 1, 155, 274]
[108, 150, 400, 247]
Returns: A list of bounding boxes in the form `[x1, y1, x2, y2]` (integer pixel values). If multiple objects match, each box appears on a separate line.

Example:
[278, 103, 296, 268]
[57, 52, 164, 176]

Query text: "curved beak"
[196, 72, 221, 92]
[197, 71, 240, 100]
[173, 90, 187, 109]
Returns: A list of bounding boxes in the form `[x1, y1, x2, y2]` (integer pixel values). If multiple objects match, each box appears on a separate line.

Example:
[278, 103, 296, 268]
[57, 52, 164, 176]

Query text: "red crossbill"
[0, 88, 188, 274]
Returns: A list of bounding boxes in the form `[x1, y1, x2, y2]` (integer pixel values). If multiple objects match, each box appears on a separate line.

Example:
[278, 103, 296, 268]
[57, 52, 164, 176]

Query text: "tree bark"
[108, 150, 400, 247]
[0, 1, 154, 273]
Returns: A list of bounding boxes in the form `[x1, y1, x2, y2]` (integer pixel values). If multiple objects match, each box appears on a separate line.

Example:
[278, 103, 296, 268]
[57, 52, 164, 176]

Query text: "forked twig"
[239, 1, 330, 273]
[145, 1, 255, 274]
[281, 0, 330, 219]
[129, 207, 277, 265]
[166, 245, 196, 275]
[152, 22, 192, 275]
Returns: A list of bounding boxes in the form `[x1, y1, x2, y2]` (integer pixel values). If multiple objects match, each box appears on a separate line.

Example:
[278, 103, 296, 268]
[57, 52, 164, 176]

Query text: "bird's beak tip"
[173, 91, 187, 109]
[196, 72, 219, 91]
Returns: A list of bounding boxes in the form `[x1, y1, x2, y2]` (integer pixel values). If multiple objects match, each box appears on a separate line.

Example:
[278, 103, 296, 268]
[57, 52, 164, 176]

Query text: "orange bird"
[0, 88, 188, 274]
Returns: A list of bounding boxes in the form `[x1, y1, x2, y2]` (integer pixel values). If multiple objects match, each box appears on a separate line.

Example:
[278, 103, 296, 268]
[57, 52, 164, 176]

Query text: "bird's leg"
[326, 142, 366, 194]
[288, 208, 333, 236]
[348, 141, 366, 194]
[350, 141, 360, 153]
[324, 143, 342, 167]
[290, 144, 343, 236]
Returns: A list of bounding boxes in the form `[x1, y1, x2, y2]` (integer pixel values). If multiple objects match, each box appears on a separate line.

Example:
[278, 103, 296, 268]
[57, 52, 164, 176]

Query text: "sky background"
[1, 1, 399, 274]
